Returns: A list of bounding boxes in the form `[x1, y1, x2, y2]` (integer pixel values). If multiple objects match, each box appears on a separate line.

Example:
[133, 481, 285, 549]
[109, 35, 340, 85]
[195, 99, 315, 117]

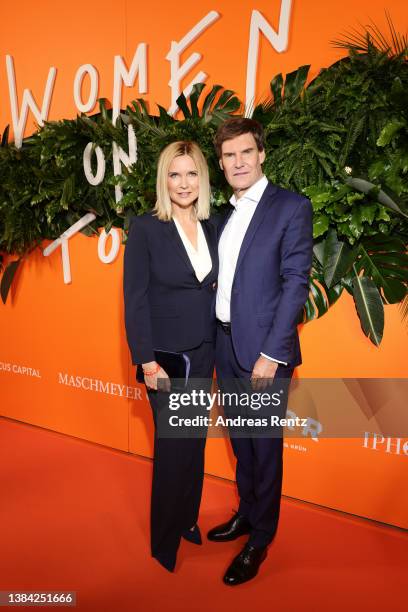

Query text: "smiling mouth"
[177, 193, 192, 197]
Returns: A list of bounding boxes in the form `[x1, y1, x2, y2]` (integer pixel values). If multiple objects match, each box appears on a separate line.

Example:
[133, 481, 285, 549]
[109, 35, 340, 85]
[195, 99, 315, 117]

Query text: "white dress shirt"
[216, 175, 287, 366]
[173, 218, 212, 283]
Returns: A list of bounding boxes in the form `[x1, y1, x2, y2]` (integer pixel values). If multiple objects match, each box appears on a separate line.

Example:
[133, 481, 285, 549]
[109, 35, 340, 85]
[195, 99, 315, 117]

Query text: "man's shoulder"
[265, 182, 311, 213]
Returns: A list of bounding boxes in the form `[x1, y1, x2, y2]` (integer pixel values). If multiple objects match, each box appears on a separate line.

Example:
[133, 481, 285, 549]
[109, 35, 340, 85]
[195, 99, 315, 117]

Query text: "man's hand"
[251, 356, 278, 391]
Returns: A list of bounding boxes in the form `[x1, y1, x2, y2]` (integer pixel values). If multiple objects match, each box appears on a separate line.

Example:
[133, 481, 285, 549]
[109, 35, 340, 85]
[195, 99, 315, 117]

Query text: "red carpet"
[0, 416, 406, 611]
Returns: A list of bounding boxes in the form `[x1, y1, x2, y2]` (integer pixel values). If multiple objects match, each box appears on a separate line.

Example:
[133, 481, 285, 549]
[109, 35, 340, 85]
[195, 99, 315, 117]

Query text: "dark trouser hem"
[216, 326, 293, 545]
[152, 550, 177, 573]
[148, 340, 215, 570]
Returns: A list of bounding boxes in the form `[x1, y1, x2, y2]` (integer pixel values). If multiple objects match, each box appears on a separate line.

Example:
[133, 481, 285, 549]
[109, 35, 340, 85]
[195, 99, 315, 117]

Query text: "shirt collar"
[229, 175, 268, 209]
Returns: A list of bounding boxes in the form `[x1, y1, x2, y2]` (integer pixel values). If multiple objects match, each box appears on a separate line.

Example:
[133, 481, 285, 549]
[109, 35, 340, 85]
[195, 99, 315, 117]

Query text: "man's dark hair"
[214, 117, 265, 159]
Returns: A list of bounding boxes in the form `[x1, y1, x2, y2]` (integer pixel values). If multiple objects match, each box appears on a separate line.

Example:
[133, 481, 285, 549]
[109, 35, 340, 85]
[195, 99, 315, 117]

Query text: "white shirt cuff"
[260, 352, 288, 366]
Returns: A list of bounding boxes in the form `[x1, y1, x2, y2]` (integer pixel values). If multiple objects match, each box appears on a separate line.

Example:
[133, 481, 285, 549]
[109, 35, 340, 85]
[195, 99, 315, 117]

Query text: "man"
[208, 118, 313, 585]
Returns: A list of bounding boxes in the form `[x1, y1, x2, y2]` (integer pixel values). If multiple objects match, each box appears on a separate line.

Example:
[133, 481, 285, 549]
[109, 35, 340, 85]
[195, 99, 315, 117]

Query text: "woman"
[123, 141, 218, 572]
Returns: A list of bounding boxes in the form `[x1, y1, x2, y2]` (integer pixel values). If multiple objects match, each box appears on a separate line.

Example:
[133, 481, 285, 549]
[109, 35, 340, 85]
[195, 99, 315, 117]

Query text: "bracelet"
[143, 363, 161, 377]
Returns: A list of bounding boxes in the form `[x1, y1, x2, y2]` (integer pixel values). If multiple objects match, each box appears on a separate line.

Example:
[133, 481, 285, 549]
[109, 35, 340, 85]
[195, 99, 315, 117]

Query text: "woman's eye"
[169, 173, 178, 178]
[188, 172, 198, 177]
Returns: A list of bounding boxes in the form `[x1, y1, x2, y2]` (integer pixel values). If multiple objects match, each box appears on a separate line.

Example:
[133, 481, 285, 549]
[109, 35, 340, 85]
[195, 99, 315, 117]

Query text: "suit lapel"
[166, 219, 196, 277]
[234, 182, 278, 275]
[166, 218, 217, 283]
[201, 219, 219, 283]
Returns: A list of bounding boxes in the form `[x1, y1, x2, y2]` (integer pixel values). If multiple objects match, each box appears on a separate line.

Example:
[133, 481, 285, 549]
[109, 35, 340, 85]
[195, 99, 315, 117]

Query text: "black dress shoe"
[223, 544, 267, 586]
[207, 512, 251, 542]
[182, 524, 202, 545]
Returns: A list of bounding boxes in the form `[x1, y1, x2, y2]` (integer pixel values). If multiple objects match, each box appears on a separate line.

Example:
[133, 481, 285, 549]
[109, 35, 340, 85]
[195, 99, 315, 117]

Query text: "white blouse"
[173, 218, 212, 282]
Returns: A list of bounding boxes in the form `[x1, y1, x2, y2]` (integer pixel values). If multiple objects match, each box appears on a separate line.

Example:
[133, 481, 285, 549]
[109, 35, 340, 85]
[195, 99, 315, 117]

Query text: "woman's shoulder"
[128, 211, 163, 232]
[129, 210, 154, 223]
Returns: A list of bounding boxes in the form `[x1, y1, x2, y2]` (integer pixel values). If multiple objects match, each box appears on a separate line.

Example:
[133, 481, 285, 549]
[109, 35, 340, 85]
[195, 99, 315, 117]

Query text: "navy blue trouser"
[148, 340, 214, 570]
[215, 325, 294, 548]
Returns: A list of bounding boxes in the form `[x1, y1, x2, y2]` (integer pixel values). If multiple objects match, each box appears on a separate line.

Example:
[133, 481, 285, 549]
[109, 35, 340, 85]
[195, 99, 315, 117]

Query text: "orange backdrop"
[0, 0, 407, 529]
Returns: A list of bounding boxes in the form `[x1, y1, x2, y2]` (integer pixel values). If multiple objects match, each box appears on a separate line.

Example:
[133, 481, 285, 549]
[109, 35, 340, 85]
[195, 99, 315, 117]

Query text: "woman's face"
[167, 154, 199, 209]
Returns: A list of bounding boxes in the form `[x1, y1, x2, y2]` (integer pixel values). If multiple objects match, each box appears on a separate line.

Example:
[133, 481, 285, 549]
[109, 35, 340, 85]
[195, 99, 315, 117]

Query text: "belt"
[216, 319, 231, 334]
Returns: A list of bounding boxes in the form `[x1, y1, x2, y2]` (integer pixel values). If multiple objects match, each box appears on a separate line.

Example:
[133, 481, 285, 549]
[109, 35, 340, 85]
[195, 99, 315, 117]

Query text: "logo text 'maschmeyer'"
[58, 373, 142, 400]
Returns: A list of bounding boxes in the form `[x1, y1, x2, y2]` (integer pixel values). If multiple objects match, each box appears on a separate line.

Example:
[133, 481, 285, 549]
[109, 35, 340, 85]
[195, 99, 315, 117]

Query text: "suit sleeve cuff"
[260, 352, 288, 366]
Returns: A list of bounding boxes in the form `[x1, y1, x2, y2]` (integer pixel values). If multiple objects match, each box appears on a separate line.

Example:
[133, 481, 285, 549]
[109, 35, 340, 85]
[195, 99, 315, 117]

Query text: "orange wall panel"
[0, 0, 407, 528]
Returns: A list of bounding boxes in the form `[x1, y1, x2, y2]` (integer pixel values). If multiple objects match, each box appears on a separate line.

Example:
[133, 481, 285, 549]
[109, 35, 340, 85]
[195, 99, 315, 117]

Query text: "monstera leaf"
[303, 246, 344, 322]
[126, 98, 169, 136]
[269, 65, 311, 106]
[175, 83, 241, 123]
[355, 236, 408, 304]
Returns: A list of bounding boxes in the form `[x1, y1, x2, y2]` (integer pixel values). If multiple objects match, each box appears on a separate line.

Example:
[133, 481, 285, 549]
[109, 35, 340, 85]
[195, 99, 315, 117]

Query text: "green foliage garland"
[0, 26, 407, 345]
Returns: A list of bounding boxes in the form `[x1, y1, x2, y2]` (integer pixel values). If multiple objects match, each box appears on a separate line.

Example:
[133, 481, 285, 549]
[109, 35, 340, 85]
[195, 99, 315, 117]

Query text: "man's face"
[219, 132, 265, 195]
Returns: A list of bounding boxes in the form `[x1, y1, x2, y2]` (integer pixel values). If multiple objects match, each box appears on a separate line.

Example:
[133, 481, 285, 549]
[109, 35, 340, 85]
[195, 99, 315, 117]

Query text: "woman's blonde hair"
[153, 141, 210, 221]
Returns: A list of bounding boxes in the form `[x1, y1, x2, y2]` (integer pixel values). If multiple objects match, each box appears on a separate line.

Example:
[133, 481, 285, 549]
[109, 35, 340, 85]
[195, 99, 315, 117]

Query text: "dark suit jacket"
[219, 181, 313, 370]
[123, 212, 218, 365]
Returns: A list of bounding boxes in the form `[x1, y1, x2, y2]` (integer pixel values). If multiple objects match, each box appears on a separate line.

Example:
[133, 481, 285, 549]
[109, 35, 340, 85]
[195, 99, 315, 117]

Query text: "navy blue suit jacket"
[220, 181, 313, 370]
[123, 213, 218, 365]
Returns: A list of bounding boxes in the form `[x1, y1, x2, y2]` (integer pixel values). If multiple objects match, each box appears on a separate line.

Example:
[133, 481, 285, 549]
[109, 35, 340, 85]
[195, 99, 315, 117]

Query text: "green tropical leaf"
[313, 214, 329, 238]
[270, 73, 283, 104]
[303, 256, 344, 322]
[202, 85, 224, 117]
[283, 65, 310, 101]
[174, 92, 191, 118]
[323, 229, 356, 287]
[346, 177, 408, 218]
[332, 16, 408, 56]
[209, 89, 241, 122]
[188, 83, 206, 117]
[157, 105, 174, 126]
[352, 270, 384, 346]
[313, 239, 325, 266]
[1, 125, 10, 147]
[98, 98, 109, 121]
[356, 239, 408, 303]
[377, 118, 406, 146]
[126, 100, 166, 137]
[338, 115, 365, 168]
[1, 258, 22, 304]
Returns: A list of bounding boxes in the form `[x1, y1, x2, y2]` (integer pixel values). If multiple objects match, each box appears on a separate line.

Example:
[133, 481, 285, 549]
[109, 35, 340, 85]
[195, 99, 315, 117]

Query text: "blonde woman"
[123, 141, 218, 572]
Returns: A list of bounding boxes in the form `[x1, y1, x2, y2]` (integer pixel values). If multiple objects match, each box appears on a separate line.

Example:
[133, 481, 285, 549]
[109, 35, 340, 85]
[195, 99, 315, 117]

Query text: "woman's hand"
[142, 361, 170, 392]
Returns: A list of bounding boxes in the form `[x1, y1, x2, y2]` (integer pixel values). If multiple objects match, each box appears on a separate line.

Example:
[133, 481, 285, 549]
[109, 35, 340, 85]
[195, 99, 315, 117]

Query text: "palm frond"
[332, 14, 408, 58]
